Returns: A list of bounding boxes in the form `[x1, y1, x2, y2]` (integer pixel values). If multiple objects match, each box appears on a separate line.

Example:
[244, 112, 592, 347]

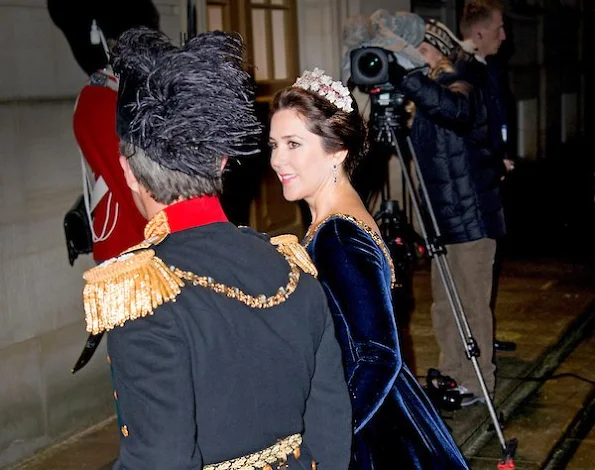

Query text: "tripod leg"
[432, 255, 474, 357]
[387, 128, 510, 453]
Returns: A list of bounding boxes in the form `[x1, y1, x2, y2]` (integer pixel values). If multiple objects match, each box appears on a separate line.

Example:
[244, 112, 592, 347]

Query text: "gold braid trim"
[83, 246, 302, 334]
[204, 434, 302, 470]
[304, 214, 397, 289]
[270, 234, 318, 278]
[143, 210, 170, 240]
[171, 249, 300, 309]
[83, 250, 184, 335]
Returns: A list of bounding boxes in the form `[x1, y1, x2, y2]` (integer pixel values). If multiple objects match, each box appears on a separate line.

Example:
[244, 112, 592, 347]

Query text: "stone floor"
[6, 257, 595, 470]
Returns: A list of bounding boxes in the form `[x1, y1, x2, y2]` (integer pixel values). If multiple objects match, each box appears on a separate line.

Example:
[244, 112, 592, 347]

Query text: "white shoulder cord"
[80, 154, 119, 242]
[77, 19, 119, 244]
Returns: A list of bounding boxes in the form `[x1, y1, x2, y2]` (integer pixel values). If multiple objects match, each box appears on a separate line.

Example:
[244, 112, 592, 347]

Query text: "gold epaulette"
[270, 234, 318, 278]
[83, 249, 184, 335]
[83, 235, 308, 334]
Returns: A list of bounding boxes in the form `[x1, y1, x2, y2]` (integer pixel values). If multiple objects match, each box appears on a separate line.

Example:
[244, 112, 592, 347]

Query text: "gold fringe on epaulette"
[82, 250, 184, 334]
[270, 234, 318, 278]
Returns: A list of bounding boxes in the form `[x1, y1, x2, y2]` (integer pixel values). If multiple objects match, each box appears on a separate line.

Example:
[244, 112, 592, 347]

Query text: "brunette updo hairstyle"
[270, 87, 368, 178]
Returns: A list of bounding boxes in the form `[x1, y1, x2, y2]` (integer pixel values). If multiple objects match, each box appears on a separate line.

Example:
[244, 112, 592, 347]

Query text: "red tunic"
[73, 69, 146, 261]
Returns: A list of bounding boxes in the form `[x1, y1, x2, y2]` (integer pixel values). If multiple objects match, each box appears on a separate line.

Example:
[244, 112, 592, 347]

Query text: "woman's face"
[269, 108, 335, 202]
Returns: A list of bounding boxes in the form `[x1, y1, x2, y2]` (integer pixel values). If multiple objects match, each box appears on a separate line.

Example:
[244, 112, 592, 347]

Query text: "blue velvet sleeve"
[309, 219, 402, 433]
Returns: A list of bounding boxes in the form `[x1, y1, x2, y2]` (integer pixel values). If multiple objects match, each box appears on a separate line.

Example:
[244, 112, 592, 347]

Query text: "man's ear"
[220, 156, 229, 172]
[472, 25, 483, 41]
[119, 156, 141, 194]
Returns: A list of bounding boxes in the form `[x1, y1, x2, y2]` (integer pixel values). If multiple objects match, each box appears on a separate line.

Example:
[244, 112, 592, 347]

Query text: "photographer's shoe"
[495, 340, 517, 352]
[454, 385, 486, 407]
[461, 394, 486, 407]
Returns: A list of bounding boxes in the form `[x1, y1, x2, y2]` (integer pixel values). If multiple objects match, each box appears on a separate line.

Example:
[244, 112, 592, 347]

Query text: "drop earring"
[333, 164, 337, 184]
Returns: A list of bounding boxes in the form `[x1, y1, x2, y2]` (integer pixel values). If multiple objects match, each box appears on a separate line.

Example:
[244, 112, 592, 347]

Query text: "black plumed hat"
[112, 27, 262, 176]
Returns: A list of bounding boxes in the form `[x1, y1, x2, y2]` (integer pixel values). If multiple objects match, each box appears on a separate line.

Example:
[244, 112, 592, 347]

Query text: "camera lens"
[358, 52, 383, 79]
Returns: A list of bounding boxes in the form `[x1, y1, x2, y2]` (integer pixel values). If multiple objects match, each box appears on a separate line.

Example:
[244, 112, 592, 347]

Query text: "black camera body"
[425, 368, 463, 412]
[350, 47, 405, 89]
[349, 47, 409, 131]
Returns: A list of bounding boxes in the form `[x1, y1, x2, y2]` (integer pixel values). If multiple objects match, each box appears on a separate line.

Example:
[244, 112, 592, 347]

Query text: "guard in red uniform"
[49, 1, 162, 374]
[73, 68, 147, 262]
[48, 0, 160, 262]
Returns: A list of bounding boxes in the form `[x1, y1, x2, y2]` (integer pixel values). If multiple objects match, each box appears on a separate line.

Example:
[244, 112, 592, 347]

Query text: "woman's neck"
[306, 180, 360, 226]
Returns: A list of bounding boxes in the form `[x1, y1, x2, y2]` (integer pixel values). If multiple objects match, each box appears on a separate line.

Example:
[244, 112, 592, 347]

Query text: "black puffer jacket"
[401, 63, 506, 245]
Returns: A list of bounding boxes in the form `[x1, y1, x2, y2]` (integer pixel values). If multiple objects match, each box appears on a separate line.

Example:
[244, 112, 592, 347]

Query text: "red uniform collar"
[144, 196, 228, 239]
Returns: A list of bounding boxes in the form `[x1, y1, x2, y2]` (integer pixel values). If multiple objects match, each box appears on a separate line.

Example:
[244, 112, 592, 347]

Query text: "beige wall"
[297, 0, 410, 78]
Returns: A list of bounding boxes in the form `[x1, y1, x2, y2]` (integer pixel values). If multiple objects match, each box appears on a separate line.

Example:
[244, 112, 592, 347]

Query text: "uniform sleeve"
[107, 304, 202, 470]
[302, 297, 352, 469]
[402, 70, 475, 132]
[314, 222, 401, 434]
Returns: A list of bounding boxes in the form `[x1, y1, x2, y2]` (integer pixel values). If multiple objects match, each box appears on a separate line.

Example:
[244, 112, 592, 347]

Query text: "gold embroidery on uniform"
[83, 210, 304, 334]
[170, 250, 300, 310]
[144, 210, 171, 239]
[303, 213, 397, 288]
[83, 250, 301, 334]
[270, 234, 318, 278]
[203, 434, 302, 470]
[121, 233, 168, 255]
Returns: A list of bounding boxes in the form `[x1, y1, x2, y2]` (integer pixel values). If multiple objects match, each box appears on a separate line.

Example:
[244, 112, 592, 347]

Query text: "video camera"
[349, 47, 409, 131]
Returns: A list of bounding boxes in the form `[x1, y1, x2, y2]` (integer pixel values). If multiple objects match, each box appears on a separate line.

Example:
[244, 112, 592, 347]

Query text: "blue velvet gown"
[305, 214, 469, 470]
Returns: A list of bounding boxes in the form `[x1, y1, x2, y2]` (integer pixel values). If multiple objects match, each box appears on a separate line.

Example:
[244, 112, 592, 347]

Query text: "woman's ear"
[333, 149, 348, 167]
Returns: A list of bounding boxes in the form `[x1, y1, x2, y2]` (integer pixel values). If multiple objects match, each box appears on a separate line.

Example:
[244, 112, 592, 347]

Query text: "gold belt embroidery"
[204, 433, 302, 470]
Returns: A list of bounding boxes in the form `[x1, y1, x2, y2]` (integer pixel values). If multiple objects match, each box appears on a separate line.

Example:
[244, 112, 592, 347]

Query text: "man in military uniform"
[81, 28, 352, 469]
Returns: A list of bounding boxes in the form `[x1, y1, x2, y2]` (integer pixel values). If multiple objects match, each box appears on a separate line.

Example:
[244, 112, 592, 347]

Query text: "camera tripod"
[371, 110, 517, 469]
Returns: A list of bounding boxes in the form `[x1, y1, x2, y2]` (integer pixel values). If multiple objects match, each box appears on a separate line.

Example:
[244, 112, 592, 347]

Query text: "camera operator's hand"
[390, 56, 428, 85]
[503, 158, 515, 172]
[500, 158, 515, 181]
[390, 60, 409, 85]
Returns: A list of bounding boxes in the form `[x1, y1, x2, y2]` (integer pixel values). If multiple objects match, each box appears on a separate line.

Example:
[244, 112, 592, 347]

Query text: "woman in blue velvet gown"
[269, 68, 469, 469]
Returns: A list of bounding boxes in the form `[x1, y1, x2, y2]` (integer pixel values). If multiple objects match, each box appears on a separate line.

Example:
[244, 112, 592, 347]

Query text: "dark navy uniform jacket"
[104, 199, 352, 469]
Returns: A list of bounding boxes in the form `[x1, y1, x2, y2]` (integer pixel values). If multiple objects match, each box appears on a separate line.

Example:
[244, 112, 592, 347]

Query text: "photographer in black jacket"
[398, 20, 505, 406]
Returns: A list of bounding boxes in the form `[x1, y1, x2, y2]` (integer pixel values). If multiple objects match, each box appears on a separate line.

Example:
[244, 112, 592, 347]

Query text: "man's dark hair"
[48, 0, 160, 75]
[114, 28, 262, 204]
[460, 0, 503, 38]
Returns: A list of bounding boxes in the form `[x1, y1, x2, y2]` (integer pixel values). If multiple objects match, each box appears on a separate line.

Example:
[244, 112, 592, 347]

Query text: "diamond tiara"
[293, 68, 354, 113]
